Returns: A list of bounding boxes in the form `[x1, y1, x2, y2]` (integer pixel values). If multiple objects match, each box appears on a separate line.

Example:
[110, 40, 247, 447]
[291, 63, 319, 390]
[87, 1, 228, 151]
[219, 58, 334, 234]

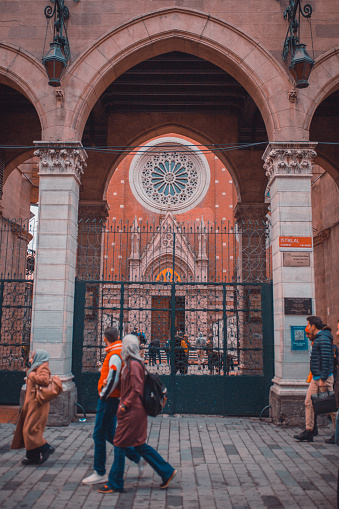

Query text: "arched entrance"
[72, 134, 274, 414]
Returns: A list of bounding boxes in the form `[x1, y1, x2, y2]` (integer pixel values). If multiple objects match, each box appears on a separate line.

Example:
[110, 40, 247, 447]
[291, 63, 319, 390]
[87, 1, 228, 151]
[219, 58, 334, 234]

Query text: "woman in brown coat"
[11, 349, 55, 465]
[98, 334, 176, 494]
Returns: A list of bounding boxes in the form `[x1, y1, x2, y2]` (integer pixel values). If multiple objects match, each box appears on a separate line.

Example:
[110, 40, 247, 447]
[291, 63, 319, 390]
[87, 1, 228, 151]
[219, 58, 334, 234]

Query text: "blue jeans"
[93, 398, 140, 475]
[108, 442, 175, 491]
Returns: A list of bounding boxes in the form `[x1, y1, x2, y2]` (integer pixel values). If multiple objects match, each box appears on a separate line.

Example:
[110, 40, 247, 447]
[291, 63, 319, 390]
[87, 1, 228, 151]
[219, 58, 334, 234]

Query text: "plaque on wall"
[283, 252, 310, 267]
[284, 298, 312, 315]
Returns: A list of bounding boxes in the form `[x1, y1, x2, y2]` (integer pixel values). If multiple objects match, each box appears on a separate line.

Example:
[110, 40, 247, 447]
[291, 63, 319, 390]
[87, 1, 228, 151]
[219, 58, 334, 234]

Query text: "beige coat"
[11, 362, 51, 451]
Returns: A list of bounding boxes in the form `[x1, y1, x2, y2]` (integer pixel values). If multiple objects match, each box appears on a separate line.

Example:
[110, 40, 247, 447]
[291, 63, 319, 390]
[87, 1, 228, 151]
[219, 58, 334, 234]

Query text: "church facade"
[0, 1, 338, 423]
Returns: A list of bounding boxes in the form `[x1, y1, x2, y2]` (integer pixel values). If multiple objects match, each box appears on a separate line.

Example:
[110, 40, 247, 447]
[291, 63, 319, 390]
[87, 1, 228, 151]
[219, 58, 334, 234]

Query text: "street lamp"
[282, 1, 314, 89]
[42, 0, 70, 87]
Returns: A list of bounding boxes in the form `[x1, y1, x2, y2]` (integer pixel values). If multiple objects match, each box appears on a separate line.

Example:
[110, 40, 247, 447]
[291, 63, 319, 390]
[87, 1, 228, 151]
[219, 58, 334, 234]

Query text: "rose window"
[129, 137, 210, 214]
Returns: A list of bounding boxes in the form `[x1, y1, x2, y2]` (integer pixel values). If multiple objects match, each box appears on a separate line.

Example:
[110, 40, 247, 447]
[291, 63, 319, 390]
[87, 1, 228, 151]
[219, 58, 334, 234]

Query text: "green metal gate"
[73, 215, 274, 415]
[0, 216, 35, 403]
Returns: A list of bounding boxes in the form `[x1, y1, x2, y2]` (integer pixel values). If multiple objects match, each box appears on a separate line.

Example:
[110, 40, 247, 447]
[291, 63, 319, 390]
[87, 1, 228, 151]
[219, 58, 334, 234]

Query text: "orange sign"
[279, 236, 312, 248]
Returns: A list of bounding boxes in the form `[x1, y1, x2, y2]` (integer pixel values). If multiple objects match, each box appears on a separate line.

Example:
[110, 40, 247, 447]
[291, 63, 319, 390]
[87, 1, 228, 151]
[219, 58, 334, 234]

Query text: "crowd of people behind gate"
[132, 328, 236, 375]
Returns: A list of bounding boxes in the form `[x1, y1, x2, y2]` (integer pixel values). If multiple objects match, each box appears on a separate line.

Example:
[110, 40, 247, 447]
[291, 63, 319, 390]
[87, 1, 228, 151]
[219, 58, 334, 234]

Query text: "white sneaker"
[138, 457, 146, 478]
[82, 471, 108, 485]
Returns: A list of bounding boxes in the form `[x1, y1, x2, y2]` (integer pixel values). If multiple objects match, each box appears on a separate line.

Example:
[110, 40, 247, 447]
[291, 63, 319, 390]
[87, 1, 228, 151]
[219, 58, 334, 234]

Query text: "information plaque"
[291, 326, 309, 351]
[284, 298, 312, 315]
[283, 252, 310, 267]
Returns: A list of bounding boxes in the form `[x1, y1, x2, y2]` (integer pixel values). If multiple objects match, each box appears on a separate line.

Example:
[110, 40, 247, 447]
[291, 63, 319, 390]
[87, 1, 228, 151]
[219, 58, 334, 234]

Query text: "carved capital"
[234, 203, 269, 224]
[78, 201, 109, 222]
[34, 141, 87, 183]
[263, 142, 317, 185]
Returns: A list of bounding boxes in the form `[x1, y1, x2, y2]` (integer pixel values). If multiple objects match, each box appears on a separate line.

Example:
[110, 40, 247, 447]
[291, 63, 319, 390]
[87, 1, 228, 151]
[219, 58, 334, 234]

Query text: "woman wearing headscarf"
[98, 334, 177, 494]
[11, 349, 55, 465]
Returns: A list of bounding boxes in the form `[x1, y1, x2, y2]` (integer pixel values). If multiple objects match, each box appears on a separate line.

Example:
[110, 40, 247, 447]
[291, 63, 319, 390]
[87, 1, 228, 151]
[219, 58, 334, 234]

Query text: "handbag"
[311, 388, 338, 415]
[35, 375, 63, 405]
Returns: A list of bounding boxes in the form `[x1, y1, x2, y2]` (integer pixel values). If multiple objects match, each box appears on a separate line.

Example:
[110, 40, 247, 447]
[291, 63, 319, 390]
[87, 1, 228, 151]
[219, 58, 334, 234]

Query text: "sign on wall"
[291, 326, 309, 351]
[279, 236, 312, 249]
[284, 298, 312, 315]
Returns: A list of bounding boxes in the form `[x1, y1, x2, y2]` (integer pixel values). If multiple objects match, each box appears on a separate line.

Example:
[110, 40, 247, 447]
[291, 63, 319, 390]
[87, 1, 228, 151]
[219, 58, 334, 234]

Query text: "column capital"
[78, 200, 109, 222]
[34, 141, 87, 184]
[262, 142, 317, 185]
[234, 202, 269, 224]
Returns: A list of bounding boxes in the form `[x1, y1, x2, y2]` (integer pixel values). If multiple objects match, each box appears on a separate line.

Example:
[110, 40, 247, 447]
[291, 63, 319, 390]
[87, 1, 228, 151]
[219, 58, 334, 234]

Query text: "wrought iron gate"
[73, 217, 274, 415]
[0, 217, 35, 403]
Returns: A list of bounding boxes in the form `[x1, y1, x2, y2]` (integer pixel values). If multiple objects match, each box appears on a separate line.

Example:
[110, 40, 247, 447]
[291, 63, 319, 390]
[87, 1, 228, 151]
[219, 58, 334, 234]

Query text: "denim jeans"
[108, 442, 175, 491]
[93, 398, 140, 475]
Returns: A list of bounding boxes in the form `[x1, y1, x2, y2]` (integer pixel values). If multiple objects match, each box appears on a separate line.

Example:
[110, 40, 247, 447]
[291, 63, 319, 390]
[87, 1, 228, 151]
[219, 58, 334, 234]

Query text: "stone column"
[263, 142, 317, 425]
[31, 141, 87, 425]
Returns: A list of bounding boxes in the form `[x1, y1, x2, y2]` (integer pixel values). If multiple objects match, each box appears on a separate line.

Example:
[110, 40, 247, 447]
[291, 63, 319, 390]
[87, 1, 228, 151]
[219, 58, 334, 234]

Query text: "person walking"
[82, 328, 143, 485]
[294, 316, 336, 443]
[11, 349, 55, 465]
[98, 334, 177, 494]
[195, 331, 206, 370]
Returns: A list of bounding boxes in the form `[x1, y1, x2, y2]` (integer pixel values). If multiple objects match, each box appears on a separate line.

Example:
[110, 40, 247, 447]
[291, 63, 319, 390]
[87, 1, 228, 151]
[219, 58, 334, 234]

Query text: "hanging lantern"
[289, 44, 314, 89]
[42, 42, 68, 87]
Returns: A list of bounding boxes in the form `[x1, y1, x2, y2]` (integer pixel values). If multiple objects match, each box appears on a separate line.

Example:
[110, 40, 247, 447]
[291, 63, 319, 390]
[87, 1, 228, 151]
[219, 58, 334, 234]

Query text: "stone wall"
[312, 169, 339, 336]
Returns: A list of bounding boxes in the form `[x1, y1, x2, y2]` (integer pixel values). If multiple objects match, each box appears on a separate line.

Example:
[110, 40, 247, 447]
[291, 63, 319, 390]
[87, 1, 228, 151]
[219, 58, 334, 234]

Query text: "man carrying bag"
[294, 316, 337, 443]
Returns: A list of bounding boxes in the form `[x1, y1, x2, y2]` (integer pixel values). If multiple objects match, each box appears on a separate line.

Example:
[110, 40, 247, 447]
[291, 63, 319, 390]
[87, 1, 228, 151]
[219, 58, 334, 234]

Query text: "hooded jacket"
[310, 329, 334, 381]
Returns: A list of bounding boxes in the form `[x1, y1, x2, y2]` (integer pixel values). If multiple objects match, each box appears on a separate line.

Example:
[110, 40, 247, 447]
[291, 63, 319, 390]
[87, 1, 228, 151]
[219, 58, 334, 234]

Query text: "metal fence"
[0, 216, 35, 397]
[73, 219, 274, 414]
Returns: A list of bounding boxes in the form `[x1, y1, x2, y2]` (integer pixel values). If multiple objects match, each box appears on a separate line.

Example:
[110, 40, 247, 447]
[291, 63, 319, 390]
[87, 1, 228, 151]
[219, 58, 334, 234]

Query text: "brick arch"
[303, 47, 339, 133]
[65, 8, 293, 142]
[0, 43, 47, 133]
[103, 124, 242, 201]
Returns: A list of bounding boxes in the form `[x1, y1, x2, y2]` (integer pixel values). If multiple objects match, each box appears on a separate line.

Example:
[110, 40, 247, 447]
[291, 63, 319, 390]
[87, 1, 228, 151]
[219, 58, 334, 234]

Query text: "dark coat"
[114, 359, 147, 448]
[310, 330, 334, 381]
[11, 362, 51, 451]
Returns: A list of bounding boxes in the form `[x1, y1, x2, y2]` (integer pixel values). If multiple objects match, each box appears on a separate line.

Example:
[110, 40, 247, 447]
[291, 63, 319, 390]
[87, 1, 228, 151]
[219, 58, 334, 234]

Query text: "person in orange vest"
[82, 327, 144, 485]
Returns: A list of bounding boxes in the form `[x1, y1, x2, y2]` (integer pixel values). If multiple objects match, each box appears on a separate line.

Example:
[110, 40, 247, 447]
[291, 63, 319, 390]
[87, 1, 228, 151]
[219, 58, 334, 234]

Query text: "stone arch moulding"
[103, 125, 242, 202]
[0, 43, 49, 134]
[303, 46, 339, 133]
[64, 8, 295, 142]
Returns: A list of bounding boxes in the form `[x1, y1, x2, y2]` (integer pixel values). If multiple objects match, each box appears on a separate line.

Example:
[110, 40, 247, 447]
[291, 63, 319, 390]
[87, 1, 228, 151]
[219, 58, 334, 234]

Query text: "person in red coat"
[98, 334, 177, 494]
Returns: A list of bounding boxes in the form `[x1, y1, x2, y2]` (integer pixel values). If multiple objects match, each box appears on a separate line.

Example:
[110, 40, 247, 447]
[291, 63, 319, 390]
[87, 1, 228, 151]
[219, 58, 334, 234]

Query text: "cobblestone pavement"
[0, 415, 338, 509]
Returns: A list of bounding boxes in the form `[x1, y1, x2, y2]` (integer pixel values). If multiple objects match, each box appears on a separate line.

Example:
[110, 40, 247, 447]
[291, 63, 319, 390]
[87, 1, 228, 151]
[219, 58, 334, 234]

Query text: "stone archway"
[63, 8, 293, 142]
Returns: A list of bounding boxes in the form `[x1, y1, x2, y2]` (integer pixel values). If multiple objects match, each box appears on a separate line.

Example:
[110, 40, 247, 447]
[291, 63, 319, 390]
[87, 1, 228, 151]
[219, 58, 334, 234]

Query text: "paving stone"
[1, 417, 339, 508]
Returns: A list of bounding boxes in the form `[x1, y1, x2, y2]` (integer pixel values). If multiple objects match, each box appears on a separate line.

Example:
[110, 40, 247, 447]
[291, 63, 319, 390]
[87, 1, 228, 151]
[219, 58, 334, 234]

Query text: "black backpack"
[137, 361, 167, 416]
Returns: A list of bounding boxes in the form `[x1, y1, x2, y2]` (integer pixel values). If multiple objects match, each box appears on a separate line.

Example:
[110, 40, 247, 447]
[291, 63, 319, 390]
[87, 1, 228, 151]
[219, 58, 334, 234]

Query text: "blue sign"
[291, 326, 309, 351]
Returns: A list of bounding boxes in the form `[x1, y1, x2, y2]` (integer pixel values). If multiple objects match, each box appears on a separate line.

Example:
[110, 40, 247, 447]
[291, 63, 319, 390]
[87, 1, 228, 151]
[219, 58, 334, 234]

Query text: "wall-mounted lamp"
[282, 1, 314, 89]
[42, 1, 70, 87]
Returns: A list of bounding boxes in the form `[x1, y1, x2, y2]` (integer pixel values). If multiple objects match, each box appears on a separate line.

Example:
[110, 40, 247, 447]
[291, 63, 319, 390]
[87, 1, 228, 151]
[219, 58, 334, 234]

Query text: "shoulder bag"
[35, 375, 63, 405]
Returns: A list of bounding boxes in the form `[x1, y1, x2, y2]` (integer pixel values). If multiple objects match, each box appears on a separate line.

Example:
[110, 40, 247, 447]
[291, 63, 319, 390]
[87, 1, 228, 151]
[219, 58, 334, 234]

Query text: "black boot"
[39, 443, 55, 464]
[22, 448, 40, 465]
[325, 434, 335, 444]
[294, 429, 313, 442]
[312, 424, 318, 436]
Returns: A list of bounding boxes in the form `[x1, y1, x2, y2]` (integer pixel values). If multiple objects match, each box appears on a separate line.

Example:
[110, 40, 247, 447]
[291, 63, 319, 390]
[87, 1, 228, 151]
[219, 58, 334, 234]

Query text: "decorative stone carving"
[288, 89, 298, 103]
[234, 203, 269, 224]
[129, 137, 210, 214]
[313, 227, 331, 247]
[55, 89, 64, 102]
[34, 141, 87, 183]
[197, 216, 208, 261]
[78, 201, 109, 222]
[130, 216, 141, 260]
[263, 142, 317, 185]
